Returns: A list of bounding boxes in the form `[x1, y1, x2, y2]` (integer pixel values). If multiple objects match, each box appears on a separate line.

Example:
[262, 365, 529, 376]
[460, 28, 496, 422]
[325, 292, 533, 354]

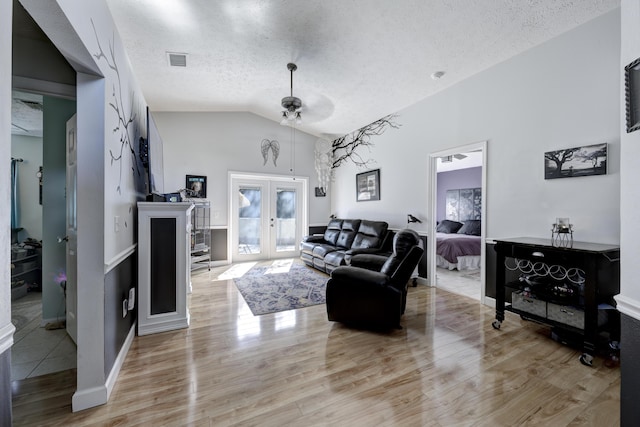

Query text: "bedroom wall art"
[446, 187, 481, 221]
[544, 143, 607, 179]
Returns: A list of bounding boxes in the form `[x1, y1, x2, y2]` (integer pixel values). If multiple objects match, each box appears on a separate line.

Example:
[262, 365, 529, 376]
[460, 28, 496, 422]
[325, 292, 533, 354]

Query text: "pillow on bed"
[457, 220, 481, 236]
[436, 219, 464, 234]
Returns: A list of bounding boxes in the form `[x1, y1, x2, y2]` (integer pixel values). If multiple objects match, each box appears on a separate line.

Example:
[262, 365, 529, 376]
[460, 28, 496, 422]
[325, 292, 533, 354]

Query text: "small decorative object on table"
[552, 217, 573, 247]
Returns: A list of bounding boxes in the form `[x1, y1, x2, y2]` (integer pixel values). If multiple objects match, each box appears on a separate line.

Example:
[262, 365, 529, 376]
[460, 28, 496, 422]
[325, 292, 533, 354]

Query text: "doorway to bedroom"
[428, 141, 487, 303]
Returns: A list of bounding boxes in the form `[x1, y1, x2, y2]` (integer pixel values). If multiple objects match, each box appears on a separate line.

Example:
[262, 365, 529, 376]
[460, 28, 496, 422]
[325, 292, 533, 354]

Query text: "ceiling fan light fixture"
[280, 63, 302, 126]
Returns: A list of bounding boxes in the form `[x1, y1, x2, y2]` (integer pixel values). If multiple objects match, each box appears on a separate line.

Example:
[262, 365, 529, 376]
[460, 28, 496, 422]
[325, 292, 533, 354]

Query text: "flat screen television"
[145, 106, 165, 194]
[625, 57, 640, 133]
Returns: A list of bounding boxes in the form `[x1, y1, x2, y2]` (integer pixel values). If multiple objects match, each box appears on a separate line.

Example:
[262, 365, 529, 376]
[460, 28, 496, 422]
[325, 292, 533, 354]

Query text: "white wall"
[618, 0, 640, 318]
[1, 0, 14, 354]
[11, 135, 43, 241]
[333, 10, 621, 244]
[155, 112, 331, 226]
[21, 0, 149, 411]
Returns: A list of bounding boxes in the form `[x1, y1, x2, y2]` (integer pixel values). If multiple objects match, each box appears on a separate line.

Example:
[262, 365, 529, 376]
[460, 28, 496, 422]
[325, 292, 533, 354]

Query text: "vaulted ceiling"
[105, 0, 619, 138]
[12, 1, 620, 139]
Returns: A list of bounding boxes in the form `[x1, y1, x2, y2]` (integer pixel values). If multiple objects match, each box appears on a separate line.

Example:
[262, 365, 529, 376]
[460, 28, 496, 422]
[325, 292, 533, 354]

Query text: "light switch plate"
[128, 288, 135, 310]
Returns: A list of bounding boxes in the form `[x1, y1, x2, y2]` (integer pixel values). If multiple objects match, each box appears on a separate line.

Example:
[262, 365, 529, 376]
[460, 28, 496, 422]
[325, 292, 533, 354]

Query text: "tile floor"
[435, 267, 482, 300]
[10, 292, 76, 381]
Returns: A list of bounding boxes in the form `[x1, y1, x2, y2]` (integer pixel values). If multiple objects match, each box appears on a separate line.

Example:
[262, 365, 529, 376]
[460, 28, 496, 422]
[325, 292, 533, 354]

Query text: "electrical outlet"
[122, 299, 128, 318]
[114, 216, 120, 232]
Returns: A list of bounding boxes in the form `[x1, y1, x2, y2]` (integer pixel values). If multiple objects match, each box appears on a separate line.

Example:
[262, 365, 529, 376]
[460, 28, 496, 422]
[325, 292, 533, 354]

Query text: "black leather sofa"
[300, 219, 390, 273]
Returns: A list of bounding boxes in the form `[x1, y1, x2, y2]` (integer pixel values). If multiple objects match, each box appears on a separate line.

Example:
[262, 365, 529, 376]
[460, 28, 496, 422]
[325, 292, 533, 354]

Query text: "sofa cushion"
[312, 244, 339, 258]
[335, 219, 361, 248]
[324, 250, 348, 268]
[323, 219, 343, 246]
[352, 220, 388, 249]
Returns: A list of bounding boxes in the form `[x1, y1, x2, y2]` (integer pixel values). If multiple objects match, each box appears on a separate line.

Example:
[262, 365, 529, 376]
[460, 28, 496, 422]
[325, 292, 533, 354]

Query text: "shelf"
[190, 200, 210, 271]
[11, 267, 41, 278]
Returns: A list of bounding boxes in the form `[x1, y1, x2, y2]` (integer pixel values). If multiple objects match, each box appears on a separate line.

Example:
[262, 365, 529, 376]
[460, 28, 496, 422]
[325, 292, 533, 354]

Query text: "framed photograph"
[625, 57, 640, 133]
[186, 175, 207, 198]
[356, 169, 380, 201]
[544, 143, 607, 180]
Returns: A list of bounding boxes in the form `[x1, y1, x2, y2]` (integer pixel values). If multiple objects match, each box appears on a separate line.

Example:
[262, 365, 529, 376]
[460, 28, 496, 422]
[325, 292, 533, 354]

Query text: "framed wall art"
[186, 175, 207, 198]
[544, 143, 607, 180]
[356, 169, 380, 201]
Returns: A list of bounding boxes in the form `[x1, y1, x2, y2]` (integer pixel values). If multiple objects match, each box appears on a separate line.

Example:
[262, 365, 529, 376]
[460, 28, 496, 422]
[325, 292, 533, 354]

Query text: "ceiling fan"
[280, 63, 302, 126]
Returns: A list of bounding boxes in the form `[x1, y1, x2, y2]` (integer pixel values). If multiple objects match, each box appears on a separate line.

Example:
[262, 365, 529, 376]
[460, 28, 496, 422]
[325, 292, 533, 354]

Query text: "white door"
[231, 177, 305, 261]
[269, 180, 303, 259]
[65, 115, 78, 344]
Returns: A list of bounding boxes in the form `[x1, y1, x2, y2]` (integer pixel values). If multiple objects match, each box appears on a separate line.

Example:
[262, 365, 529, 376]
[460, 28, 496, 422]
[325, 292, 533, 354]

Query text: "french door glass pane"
[275, 189, 296, 252]
[239, 187, 261, 254]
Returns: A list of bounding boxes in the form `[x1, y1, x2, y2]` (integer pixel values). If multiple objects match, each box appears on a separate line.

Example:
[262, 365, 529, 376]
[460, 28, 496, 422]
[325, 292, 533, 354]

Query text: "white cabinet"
[137, 202, 193, 336]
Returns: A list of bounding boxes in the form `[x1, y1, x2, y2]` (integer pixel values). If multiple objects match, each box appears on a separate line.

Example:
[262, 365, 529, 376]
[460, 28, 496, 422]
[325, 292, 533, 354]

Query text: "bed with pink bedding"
[436, 232, 481, 271]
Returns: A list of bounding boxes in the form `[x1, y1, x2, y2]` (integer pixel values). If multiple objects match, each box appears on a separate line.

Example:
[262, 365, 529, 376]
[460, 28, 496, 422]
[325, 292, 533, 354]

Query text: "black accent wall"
[104, 253, 137, 378]
[0, 349, 10, 425]
[211, 229, 228, 262]
[621, 313, 640, 426]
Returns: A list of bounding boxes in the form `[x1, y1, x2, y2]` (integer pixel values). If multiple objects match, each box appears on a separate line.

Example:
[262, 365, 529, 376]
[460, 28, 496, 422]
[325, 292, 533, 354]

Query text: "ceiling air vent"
[167, 52, 188, 67]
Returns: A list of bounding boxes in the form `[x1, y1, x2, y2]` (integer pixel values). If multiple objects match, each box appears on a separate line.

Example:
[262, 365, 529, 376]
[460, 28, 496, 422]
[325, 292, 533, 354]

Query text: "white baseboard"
[72, 385, 108, 412]
[615, 294, 640, 321]
[106, 321, 136, 398]
[72, 322, 136, 412]
[483, 296, 496, 308]
[0, 323, 16, 354]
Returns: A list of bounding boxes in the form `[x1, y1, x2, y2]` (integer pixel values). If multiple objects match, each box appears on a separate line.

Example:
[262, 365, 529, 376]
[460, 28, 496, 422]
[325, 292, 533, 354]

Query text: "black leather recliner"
[325, 229, 424, 329]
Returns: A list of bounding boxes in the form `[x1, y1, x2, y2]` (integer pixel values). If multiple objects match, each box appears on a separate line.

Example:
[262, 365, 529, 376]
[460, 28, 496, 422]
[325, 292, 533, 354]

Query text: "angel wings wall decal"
[261, 139, 280, 166]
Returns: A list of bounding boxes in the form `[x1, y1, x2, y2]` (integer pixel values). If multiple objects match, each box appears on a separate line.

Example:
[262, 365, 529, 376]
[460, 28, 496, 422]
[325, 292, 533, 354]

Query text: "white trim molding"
[105, 243, 137, 274]
[0, 323, 16, 354]
[72, 384, 108, 412]
[106, 322, 136, 398]
[615, 294, 640, 321]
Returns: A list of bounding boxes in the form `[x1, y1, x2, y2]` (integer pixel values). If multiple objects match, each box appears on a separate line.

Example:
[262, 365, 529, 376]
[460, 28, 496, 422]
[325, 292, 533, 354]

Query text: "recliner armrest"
[302, 235, 326, 244]
[330, 266, 390, 287]
[349, 253, 388, 271]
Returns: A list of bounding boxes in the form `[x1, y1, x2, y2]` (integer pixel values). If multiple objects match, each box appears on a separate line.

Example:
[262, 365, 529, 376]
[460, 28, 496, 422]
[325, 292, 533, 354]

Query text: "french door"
[231, 175, 306, 261]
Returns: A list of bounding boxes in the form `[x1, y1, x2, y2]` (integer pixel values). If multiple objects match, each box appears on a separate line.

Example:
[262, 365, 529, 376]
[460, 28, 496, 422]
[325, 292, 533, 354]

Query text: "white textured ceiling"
[10, 1, 620, 138]
[12, 91, 43, 138]
[102, 1, 616, 138]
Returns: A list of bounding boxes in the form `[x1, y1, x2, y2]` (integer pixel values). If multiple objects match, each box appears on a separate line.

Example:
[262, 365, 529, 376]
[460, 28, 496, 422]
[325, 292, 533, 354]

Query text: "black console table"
[492, 237, 620, 366]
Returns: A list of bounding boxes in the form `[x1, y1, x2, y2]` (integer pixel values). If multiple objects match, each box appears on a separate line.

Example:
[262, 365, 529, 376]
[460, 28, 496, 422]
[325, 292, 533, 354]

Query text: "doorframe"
[427, 140, 487, 303]
[228, 171, 308, 262]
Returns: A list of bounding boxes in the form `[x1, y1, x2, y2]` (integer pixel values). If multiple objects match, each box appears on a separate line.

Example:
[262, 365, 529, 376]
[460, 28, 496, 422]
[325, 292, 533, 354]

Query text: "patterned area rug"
[234, 260, 329, 315]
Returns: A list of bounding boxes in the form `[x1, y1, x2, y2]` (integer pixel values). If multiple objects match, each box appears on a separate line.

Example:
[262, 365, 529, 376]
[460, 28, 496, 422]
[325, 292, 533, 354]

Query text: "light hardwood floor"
[12, 261, 620, 426]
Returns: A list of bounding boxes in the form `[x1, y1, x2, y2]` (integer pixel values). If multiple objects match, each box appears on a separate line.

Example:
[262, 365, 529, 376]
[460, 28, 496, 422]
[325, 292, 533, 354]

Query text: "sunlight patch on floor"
[264, 258, 293, 275]
[216, 262, 257, 280]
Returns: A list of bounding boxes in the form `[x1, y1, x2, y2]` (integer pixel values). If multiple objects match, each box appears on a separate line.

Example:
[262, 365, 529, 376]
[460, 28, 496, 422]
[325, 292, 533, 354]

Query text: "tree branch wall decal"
[91, 19, 142, 194]
[331, 114, 400, 170]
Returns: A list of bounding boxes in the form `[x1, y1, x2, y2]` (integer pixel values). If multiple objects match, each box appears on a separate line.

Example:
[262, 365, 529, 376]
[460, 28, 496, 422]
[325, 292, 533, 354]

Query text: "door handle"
[57, 236, 69, 243]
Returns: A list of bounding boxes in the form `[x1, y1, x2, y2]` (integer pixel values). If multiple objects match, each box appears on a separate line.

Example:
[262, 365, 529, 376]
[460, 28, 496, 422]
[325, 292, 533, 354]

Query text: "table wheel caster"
[492, 320, 501, 330]
[579, 353, 594, 367]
